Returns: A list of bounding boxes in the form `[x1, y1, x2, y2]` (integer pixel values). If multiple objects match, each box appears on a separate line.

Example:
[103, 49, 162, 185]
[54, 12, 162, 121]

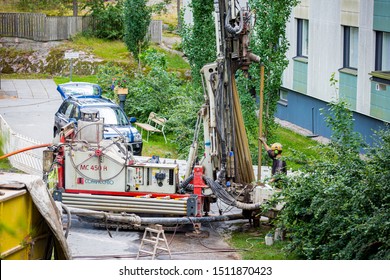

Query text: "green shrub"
[123, 0, 151, 61]
[139, 48, 167, 69]
[0, 137, 13, 171]
[278, 101, 390, 259]
[96, 63, 133, 100]
[180, 0, 216, 87]
[83, 0, 125, 40]
[109, 49, 200, 157]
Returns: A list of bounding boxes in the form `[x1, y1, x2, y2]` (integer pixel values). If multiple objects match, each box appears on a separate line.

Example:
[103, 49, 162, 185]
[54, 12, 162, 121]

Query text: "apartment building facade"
[182, 0, 389, 144]
[278, 0, 389, 144]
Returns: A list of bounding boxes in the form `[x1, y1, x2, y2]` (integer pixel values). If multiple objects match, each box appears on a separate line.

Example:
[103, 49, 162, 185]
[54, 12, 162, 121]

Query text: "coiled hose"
[225, 7, 244, 35]
[179, 174, 194, 193]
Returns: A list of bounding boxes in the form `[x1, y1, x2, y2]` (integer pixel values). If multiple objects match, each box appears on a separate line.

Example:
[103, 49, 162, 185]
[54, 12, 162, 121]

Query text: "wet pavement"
[66, 216, 245, 260]
[0, 79, 62, 143]
[64, 197, 248, 260]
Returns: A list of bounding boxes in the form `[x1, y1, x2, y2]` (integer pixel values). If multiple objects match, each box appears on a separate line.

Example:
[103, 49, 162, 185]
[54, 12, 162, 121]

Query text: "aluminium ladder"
[136, 224, 171, 260]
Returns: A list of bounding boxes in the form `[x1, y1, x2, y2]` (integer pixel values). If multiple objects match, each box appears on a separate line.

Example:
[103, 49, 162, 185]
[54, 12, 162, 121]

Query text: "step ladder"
[136, 224, 171, 260]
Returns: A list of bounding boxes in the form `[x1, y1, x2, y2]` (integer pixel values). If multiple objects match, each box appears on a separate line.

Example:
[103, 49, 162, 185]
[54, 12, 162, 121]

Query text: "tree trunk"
[177, 0, 181, 30]
[138, 43, 141, 71]
[73, 0, 78, 17]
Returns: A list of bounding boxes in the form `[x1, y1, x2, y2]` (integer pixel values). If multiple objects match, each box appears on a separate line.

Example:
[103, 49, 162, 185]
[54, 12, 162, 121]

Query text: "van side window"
[71, 106, 80, 119]
[64, 103, 74, 118]
[58, 102, 70, 115]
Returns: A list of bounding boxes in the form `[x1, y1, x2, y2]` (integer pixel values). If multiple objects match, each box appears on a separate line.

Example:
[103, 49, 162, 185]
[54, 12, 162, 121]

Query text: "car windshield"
[96, 107, 129, 125]
[60, 83, 100, 97]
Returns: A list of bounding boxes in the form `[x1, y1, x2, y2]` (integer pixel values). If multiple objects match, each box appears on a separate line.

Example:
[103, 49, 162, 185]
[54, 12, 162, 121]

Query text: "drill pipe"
[66, 206, 244, 225]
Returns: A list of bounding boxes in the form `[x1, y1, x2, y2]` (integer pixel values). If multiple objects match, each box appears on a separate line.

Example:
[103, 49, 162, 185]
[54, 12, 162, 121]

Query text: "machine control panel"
[127, 163, 178, 194]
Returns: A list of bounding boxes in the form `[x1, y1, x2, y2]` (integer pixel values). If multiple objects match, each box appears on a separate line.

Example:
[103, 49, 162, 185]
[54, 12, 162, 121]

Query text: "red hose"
[0, 143, 51, 160]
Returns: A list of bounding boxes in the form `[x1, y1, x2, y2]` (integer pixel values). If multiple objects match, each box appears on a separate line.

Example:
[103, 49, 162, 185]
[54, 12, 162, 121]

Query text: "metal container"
[265, 233, 274, 246]
[0, 187, 52, 259]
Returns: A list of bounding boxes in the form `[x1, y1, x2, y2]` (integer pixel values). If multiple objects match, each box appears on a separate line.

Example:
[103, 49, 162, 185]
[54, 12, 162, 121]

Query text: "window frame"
[343, 26, 359, 70]
[297, 18, 309, 57]
[375, 31, 390, 71]
[278, 88, 288, 107]
[59, 102, 70, 115]
[64, 103, 75, 119]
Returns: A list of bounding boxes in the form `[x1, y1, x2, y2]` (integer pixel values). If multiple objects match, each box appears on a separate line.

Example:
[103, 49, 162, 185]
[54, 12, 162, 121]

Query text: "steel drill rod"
[62, 195, 187, 206]
[62, 193, 187, 203]
[65, 204, 186, 215]
[66, 206, 245, 225]
[232, 77, 255, 183]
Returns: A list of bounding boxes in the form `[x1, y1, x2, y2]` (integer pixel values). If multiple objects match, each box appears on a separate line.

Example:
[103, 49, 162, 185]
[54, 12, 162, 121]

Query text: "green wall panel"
[370, 82, 390, 122]
[374, 0, 390, 32]
[293, 60, 308, 94]
[339, 72, 357, 110]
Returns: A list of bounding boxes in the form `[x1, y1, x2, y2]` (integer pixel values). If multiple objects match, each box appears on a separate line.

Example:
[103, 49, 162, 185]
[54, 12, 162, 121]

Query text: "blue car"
[53, 82, 143, 155]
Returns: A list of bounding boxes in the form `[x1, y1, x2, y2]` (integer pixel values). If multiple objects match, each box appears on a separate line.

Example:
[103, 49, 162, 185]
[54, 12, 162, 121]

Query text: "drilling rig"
[43, 0, 275, 228]
[185, 0, 260, 185]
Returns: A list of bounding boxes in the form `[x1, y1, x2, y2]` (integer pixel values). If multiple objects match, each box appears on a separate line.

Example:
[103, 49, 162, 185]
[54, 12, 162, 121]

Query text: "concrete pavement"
[0, 79, 63, 143]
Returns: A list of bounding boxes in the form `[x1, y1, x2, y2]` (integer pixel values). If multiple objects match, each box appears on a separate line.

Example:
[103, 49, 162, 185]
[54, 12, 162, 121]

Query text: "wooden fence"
[148, 19, 162, 44]
[0, 13, 162, 43]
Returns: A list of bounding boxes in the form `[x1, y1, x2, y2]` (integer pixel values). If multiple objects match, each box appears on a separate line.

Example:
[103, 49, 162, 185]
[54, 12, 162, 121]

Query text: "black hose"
[179, 174, 194, 193]
[225, 7, 244, 35]
[179, 174, 194, 189]
[140, 214, 244, 225]
[61, 203, 71, 239]
[203, 176, 261, 211]
[66, 206, 243, 225]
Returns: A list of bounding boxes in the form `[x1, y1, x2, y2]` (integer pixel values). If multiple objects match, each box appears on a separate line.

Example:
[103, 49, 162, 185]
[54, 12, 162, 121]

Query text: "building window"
[297, 19, 309, 57]
[375, 31, 390, 71]
[343, 26, 359, 69]
[278, 88, 288, 106]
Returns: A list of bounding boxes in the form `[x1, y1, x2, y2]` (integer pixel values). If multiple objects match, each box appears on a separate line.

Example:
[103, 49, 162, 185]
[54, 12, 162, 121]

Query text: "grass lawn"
[153, 10, 178, 29]
[140, 125, 322, 169]
[154, 45, 189, 71]
[140, 133, 179, 159]
[0, 156, 12, 171]
[67, 36, 189, 71]
[274, 126, 322, 170]
[66, 36, 131, 63]
[53, 75, 98, 85]
[1, 73, 56, 79]
[227, 224, 301, 260]
[0, 138, 14, 171]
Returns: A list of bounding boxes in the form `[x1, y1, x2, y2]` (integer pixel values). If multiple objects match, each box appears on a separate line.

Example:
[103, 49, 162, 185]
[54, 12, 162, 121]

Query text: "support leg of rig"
[185, 222, 210, 238]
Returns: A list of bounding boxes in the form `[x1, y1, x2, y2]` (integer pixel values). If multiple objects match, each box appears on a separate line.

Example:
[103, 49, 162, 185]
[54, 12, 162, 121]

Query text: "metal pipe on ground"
[63, 200, 187, 210]
[62, 192, 188, 215]
[65, 206, 245, 225]
[62, 193, 187, 205]
[64, 204, 187, 215]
